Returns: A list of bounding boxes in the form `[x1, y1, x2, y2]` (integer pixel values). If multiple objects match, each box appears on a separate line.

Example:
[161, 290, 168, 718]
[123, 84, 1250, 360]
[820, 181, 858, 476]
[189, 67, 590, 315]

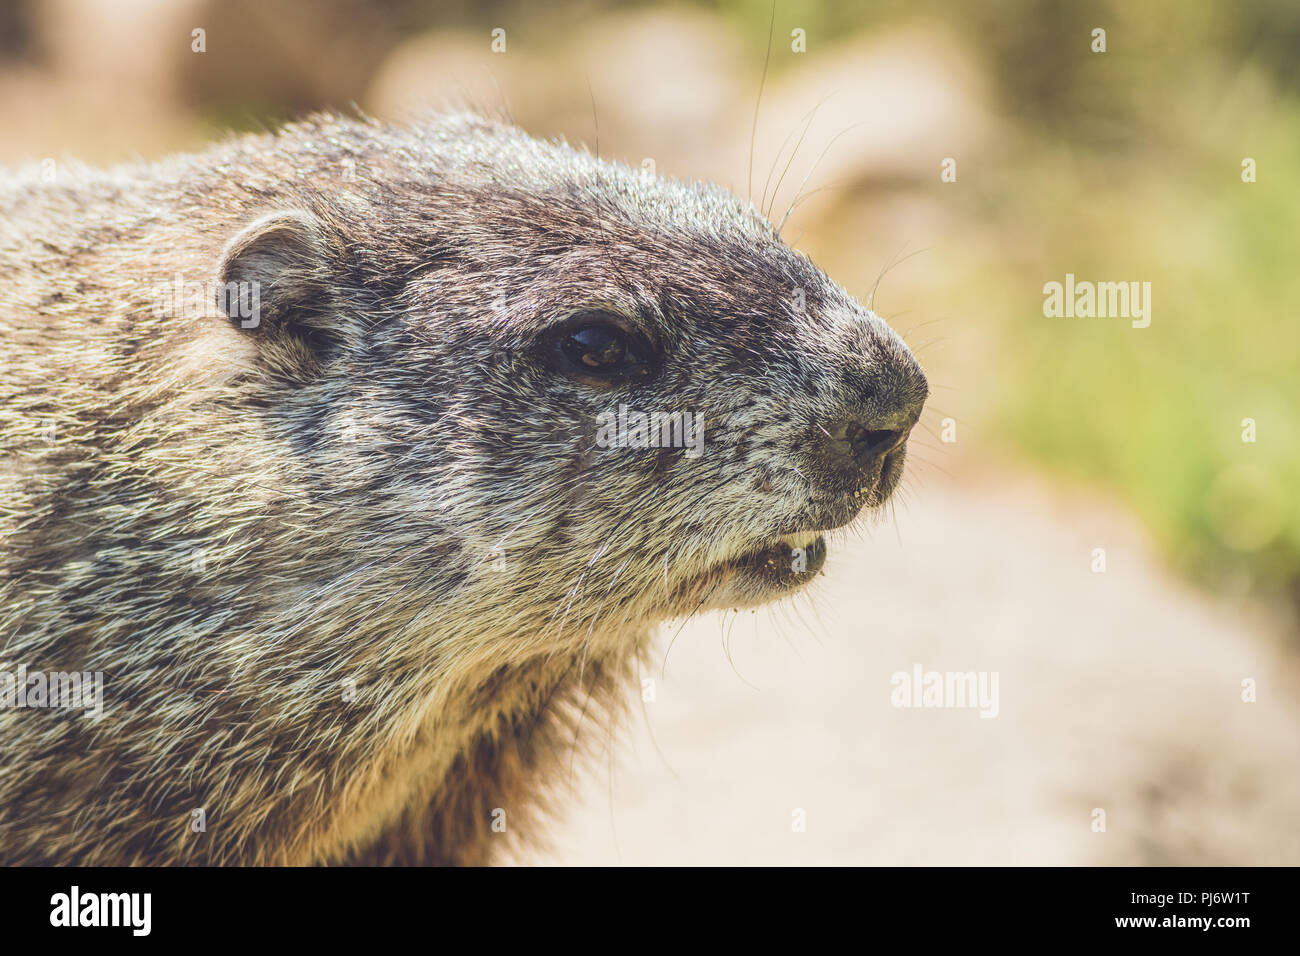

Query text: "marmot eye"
[564, 325, 629, 370]
[554, 315, 654, 381]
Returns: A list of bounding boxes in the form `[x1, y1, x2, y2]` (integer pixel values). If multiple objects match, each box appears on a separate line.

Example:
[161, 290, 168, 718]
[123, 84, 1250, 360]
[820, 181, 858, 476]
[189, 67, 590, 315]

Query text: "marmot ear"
[216, 210, 341, 358]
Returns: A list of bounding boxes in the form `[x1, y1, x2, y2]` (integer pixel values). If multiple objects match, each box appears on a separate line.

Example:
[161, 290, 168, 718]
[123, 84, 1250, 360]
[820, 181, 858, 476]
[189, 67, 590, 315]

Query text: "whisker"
[747, 0, 778, 204]
[775, 121, 867, 236]
[763, 94, 835, 220]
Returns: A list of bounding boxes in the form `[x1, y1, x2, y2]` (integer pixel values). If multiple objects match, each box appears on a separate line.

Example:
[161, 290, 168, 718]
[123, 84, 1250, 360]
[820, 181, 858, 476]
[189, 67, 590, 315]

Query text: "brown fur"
[0, 113, 925, 864]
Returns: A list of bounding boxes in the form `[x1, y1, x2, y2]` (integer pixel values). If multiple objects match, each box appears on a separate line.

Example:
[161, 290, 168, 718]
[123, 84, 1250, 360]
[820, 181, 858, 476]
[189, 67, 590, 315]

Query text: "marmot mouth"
[668, 533, 828, 612]
[729, 533, 827, 591]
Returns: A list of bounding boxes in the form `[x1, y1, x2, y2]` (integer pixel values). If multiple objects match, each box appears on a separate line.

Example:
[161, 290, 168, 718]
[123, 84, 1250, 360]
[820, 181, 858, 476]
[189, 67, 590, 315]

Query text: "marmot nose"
[822, 418, 908, 472]
[817, 331, 928, 481]
[818, 405, 919, 479]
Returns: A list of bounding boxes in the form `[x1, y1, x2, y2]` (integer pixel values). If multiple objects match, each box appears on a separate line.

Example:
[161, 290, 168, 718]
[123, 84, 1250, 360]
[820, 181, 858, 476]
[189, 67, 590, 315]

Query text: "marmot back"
[0, 114, 926, 865]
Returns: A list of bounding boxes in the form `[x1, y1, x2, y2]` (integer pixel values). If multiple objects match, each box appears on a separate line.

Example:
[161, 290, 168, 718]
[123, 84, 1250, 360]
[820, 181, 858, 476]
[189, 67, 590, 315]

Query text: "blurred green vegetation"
[914, 0, 1297, 603]
[995, 117, 1300, 599]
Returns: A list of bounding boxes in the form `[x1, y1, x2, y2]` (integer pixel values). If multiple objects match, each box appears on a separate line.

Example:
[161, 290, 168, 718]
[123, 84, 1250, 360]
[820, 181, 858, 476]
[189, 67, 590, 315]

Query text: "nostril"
[845, 424, 903, 462]
[863, 428, 901, 455]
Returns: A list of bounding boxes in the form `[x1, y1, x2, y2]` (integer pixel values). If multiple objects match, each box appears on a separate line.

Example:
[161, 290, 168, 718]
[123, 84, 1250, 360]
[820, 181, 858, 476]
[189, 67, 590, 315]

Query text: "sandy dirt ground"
[513, 463, 1300, 866]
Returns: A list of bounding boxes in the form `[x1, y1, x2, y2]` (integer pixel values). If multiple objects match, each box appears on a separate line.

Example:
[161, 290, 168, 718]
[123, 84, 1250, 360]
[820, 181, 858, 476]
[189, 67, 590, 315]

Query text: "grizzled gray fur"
[0, 113, 926, 864]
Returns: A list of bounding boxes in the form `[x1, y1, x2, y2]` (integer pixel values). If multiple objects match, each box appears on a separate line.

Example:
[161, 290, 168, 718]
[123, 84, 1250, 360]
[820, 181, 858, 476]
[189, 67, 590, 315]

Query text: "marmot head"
[215, 114, 927, 637]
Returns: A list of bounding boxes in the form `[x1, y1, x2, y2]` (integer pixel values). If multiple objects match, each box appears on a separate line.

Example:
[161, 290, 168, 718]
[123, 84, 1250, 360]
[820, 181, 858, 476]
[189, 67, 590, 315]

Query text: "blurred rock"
[746, 24, 995, 231]
[366, 6, 748, 178]
[176, 0, 403, 119]
[0, 0, 203, 162]
[367, 29, 550, 125]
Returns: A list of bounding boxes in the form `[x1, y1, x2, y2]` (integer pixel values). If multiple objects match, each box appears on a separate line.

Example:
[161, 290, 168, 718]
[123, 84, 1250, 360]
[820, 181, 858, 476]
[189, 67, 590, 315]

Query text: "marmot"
[0, 113, 927, 865]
